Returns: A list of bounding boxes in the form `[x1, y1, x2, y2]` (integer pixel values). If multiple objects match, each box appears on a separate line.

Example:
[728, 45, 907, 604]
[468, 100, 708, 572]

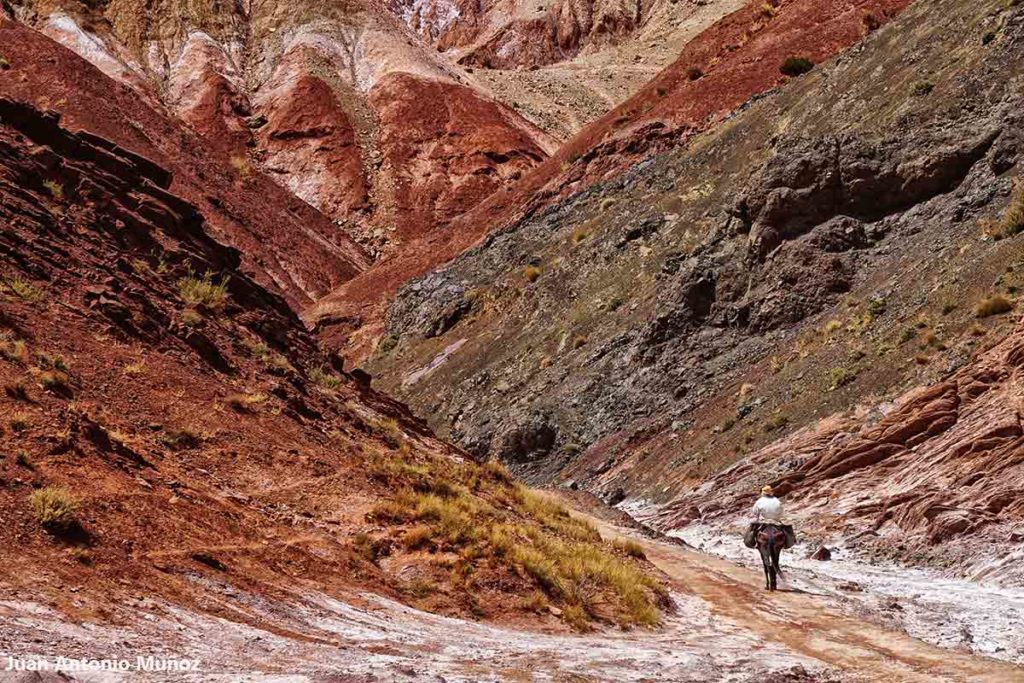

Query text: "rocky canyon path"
[586, 514, 1024, 682]
[3, 511, 1023, 681]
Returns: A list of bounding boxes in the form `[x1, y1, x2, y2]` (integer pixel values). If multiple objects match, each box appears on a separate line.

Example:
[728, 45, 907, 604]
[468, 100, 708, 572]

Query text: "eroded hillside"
[9, 0, 557, 259]
[390, 0, 748, 140]
[0, 71, 670, 661]
[311, 0, 912, 360]
[366, 0, 1024, 571]
[0, 16, 371, 309]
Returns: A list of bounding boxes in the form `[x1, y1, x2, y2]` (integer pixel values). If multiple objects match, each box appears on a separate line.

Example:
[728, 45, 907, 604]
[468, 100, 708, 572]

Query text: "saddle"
[744, 522, 796, 549]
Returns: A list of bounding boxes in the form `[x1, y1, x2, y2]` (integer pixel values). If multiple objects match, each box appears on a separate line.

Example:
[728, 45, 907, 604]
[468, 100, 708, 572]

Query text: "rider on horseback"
[752, 484, 784, 524]
[745, 485, 797, 590]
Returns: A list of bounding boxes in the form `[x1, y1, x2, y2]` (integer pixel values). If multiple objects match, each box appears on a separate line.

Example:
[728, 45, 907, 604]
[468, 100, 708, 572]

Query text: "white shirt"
[752, 495, 784, 522]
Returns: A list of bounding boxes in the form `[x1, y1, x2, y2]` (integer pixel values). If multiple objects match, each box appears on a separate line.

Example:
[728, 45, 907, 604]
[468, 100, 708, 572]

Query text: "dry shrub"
[365, 447, 665, 630]
[976, 295, 1013, 318]
[225, 392, 267, 412]
[1001, 182, 1024, 237]
[311, 366, 342, 391]
[30, 487, 79, 532]
[613, 537, 647, 559]
[0, 336, 28, 362]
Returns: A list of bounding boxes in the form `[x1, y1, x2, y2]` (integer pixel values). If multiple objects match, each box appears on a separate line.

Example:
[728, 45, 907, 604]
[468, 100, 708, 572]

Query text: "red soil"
[369, 72, 550, 245]
[0, 94, 571, 634]
[0, 18, 370, 308]
[258, 73, 371, 220]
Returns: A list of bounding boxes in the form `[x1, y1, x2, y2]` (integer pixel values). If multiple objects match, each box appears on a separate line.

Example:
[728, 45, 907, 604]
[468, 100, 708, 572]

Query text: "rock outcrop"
[367, 0, 1024, 535]
[653, 314, 1024, 582]
[312, 0, 913, 361]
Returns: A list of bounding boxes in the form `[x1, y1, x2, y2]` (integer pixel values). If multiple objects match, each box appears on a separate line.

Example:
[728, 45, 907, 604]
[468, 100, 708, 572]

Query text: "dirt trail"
[587, 516, 1024, 683]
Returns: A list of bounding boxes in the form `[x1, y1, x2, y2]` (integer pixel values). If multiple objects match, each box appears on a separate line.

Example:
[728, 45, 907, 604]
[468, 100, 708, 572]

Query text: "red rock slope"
[15, 0, 556, 257]
[0, 95, 663, 637]
[0, 17, 371, 309]
[653, 314, 1024, 583]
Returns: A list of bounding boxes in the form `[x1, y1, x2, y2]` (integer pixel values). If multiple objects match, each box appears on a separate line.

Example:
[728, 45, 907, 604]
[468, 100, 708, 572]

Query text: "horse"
[756, 523, 786, 591]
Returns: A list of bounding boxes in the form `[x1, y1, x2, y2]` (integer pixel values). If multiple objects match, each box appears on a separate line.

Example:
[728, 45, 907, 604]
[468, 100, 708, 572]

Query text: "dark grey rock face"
[371, 1, 1024, 492]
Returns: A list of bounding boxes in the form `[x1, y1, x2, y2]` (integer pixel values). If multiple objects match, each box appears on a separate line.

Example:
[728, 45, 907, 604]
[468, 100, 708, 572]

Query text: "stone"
[810, 546, 832, 561]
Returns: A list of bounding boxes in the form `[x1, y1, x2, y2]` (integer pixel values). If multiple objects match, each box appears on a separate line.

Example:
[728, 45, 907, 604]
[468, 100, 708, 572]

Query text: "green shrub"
[378, 334, 400, 353]
[123, 361, 146, 375]
[829, 367, 857, 390]
[867, 296, 887, 317]
[599, 197, 618, 211]
[780, 57, 814, 77]
[3, 276, 44, 302]
[604, 297, 624, 312]
[311, 366, 342, 392]
[10, 411, 30, 432]
[39, 370, 70, 392]
[30, 487, 79, 531]
[912, 81, 934, 96]
[15, 451, 33, 469]
[159, 427, 202, 450]
[4, 381, 29, 401]
[42, 180, 64, 200]
[763, 414, 789, 433]
[36, 353, 69, 373]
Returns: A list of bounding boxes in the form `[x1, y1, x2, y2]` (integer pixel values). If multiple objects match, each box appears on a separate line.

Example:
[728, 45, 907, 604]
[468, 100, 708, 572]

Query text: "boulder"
[809, 546, 832, 561]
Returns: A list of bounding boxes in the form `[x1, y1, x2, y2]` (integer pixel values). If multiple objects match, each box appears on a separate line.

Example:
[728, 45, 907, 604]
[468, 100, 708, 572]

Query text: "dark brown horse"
[756, 523, 786, 591]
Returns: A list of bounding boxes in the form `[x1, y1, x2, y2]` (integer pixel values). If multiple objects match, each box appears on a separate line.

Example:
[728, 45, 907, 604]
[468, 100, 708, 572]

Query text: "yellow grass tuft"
[178, 272, 229, 310]
[30, 487, 79, 531]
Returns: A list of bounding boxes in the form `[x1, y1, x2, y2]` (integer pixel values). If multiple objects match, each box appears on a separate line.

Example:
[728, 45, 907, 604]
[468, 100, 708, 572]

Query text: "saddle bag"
[743, 523, 758, 548]
[783, 524, 797, 549]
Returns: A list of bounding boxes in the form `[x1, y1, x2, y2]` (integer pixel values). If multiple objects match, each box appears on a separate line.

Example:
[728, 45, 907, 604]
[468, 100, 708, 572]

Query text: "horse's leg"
[759, 546, 771, 589]
[767, 543, 777, 591]
[771, 545, 782, 591]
